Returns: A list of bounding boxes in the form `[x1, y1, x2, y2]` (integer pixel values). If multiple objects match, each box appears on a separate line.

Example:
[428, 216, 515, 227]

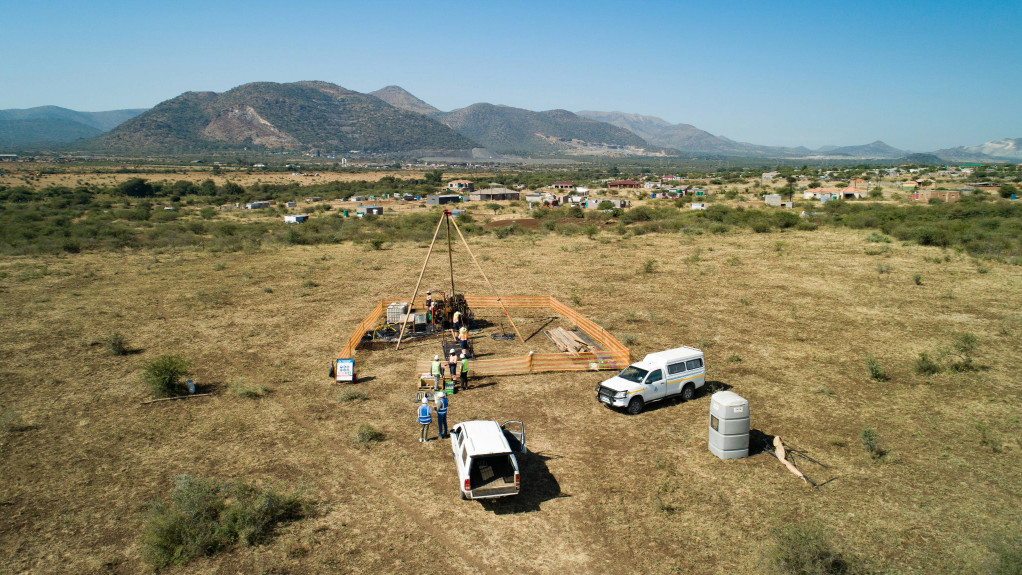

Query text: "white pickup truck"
[596, 346, 706, 414]
[450, 420, 526, 500]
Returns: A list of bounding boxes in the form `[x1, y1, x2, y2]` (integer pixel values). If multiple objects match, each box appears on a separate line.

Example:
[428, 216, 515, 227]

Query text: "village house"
[470, 185, 520, 201]
[914, 190, 959, 202]
[446, 179, 474, 192]
[552, 181, 574, 190]
[608, 180, 640, 189]
[761, 171, 780, 181]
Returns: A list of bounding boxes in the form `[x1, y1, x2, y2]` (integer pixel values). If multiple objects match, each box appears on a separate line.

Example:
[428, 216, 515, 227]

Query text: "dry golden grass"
[1, 226, 1020, 574]
[0, 168, 486, 191]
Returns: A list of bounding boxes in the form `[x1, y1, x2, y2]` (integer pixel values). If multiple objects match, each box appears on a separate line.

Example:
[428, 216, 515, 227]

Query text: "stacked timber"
[544, 327, 592, 355]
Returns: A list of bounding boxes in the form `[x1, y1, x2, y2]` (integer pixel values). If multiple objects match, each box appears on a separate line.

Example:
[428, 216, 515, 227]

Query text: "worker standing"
[430, 355, 443, 390]
[417, 397, 432, 442]
[451, 310, 462, 333]
[458, 326, 469, 353]
[460, 353, 469, 391]
[425, 291, 433, 325]
[447, 350, 458, 387]
[435, 392, 448, 439]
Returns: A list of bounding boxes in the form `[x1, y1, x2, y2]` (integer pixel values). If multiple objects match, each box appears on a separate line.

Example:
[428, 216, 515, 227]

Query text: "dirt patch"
[485, 218, 540, 230]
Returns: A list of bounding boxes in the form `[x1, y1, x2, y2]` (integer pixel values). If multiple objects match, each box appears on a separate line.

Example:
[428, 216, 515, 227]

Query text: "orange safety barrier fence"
[339, 296, 631, 376]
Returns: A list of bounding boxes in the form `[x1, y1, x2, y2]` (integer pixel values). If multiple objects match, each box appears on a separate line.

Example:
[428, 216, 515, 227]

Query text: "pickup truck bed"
[469, 454, 516, 496]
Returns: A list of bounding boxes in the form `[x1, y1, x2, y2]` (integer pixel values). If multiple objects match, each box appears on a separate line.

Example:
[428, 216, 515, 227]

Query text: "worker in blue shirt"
[418, 397, 432, 443]
[435, 391, 448, 439]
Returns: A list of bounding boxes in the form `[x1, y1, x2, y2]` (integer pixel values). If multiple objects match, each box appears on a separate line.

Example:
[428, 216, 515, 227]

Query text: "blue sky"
[1, 0, 1019, 151]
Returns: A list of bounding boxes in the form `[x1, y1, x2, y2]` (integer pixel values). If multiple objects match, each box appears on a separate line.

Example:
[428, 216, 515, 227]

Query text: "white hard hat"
[436, 392, 445, 398]
[460, 353, 466, 358]
[434, 355, 439, 360]
[422, 397, 428, 404]
[427, 290, 431, 294]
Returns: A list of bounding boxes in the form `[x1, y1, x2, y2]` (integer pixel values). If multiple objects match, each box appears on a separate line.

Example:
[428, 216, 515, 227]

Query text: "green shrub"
[338, 389, 368, 402]
[941, 332, 978, 372]
[368, 238, 385, 250]
[231, 379, 270, 399]
[865, 354, 887, 381]
[142, 475, 305, 567]
[641, 259, 658, 274]
[763, 523, 870, 575]
[914, 352, 942, 376]
[859, 427, 886, 461]
[353, 423, 385, 445]
[199, 207, 216, 219]
[140, 354, 192, 397]
[865, 232, 891, 243]
[993, 539, 1022, 574]
[106, 332, 129, 356]
[912, 273, 922, 285]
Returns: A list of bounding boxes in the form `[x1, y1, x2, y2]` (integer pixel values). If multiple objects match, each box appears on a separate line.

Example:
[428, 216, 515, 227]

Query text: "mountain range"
[0, 106, 145, 147]
[2, 83, 1019, 162]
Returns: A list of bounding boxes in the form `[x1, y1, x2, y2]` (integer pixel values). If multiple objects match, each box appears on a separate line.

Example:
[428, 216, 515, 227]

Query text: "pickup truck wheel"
[681, 384, 695, 401]
[627, 397, 643, 415]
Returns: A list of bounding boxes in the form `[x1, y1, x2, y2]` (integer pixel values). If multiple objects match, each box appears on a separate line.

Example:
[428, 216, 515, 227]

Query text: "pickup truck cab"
[596, 346, 705, 414]
[450, 420, 526, 500]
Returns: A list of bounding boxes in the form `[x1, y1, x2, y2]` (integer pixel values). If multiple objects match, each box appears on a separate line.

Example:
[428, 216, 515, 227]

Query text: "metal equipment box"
[708, 391, 749, 460]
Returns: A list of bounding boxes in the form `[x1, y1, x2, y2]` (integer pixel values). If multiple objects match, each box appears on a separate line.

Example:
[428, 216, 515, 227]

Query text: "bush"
[865, 232, 891, 243]
[641, 259, 658, 274]
[993, 539, 1022, 574]
[199, 207, 216, 220]
[859, 427, 886, 461]
[142, 475, 306, 567]
[106, 332, 129, 356]
[763, 523, 870, 575]
[231, 379, 270, 399]
[338, 389, 368, 402]
[914, 352, 942, 375]
[912, 273, 922, 285]
[140, 354, 192, 397]
[353, 423, 385, 445]
[367, 238, 385, 250]
[865, 354, 887, 381]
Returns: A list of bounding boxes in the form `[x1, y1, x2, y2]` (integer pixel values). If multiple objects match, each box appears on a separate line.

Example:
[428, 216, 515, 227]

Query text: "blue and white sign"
[335, 359, 355, 382]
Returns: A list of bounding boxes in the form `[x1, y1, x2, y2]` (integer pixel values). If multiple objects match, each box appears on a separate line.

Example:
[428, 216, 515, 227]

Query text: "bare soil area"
[1, 228, 1020, 574]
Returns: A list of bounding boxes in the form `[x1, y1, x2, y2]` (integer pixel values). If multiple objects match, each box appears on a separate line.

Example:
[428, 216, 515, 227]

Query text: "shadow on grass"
[480, 452, 566, 515]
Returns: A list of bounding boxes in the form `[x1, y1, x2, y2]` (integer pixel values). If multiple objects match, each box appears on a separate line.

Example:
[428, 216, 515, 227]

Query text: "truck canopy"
[458, 421, 513, 457]
[642, 346, 703, 365]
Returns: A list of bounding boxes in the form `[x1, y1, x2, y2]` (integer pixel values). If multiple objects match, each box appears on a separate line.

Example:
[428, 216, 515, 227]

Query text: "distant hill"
[816, 140, 907, 159]
[439, 104, 656, 155]
[370, 86, 442, 117]
[899, 153, 943, 165]
[577, 110, 810, 157]
[90, 81, 477, 153]
[935, 138, 1022, 161]
[0, 106, 146, 148]
[0, 118, 103, 147]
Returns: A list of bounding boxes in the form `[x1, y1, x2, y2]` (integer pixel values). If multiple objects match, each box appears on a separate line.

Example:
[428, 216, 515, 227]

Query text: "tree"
[425, 170, 443, 185]
[220, 181, 245, 197]
[484, 202, 502, 214]
[784, 176, 797, 201]
[999, 184, 1017, 198]
[119, 178, 155, 198]
[608, 166, 620, 177]
[199, 179, 217, 196]
[869, 188, 884, 200]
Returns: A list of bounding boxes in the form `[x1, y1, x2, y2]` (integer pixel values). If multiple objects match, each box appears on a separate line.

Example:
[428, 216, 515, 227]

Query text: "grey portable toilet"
[708, 391, 749, 460]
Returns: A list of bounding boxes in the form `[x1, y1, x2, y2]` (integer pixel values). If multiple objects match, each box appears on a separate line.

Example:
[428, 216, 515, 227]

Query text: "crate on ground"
[387, 302, 409, 324]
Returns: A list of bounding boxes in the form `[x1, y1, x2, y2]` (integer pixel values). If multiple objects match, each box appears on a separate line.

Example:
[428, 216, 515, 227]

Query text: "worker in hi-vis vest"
[451, 310, 462, 333]
[460, 353, 469, 391]
[447, 350, 459, 387]
[430, 355, 443, 390]
[435, 391, 448, 439]
[418, 397, 432, 442]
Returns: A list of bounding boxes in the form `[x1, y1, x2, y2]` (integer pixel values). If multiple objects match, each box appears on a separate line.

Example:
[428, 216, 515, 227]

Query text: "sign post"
[335, 359, 356, 383]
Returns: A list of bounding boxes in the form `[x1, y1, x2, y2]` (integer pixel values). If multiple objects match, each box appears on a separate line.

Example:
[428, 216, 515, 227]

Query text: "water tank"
[708, 391, 749, 460]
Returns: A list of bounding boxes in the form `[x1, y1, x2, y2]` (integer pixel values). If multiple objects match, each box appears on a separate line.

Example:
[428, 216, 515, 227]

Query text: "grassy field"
[1, 225, 1021, 574]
